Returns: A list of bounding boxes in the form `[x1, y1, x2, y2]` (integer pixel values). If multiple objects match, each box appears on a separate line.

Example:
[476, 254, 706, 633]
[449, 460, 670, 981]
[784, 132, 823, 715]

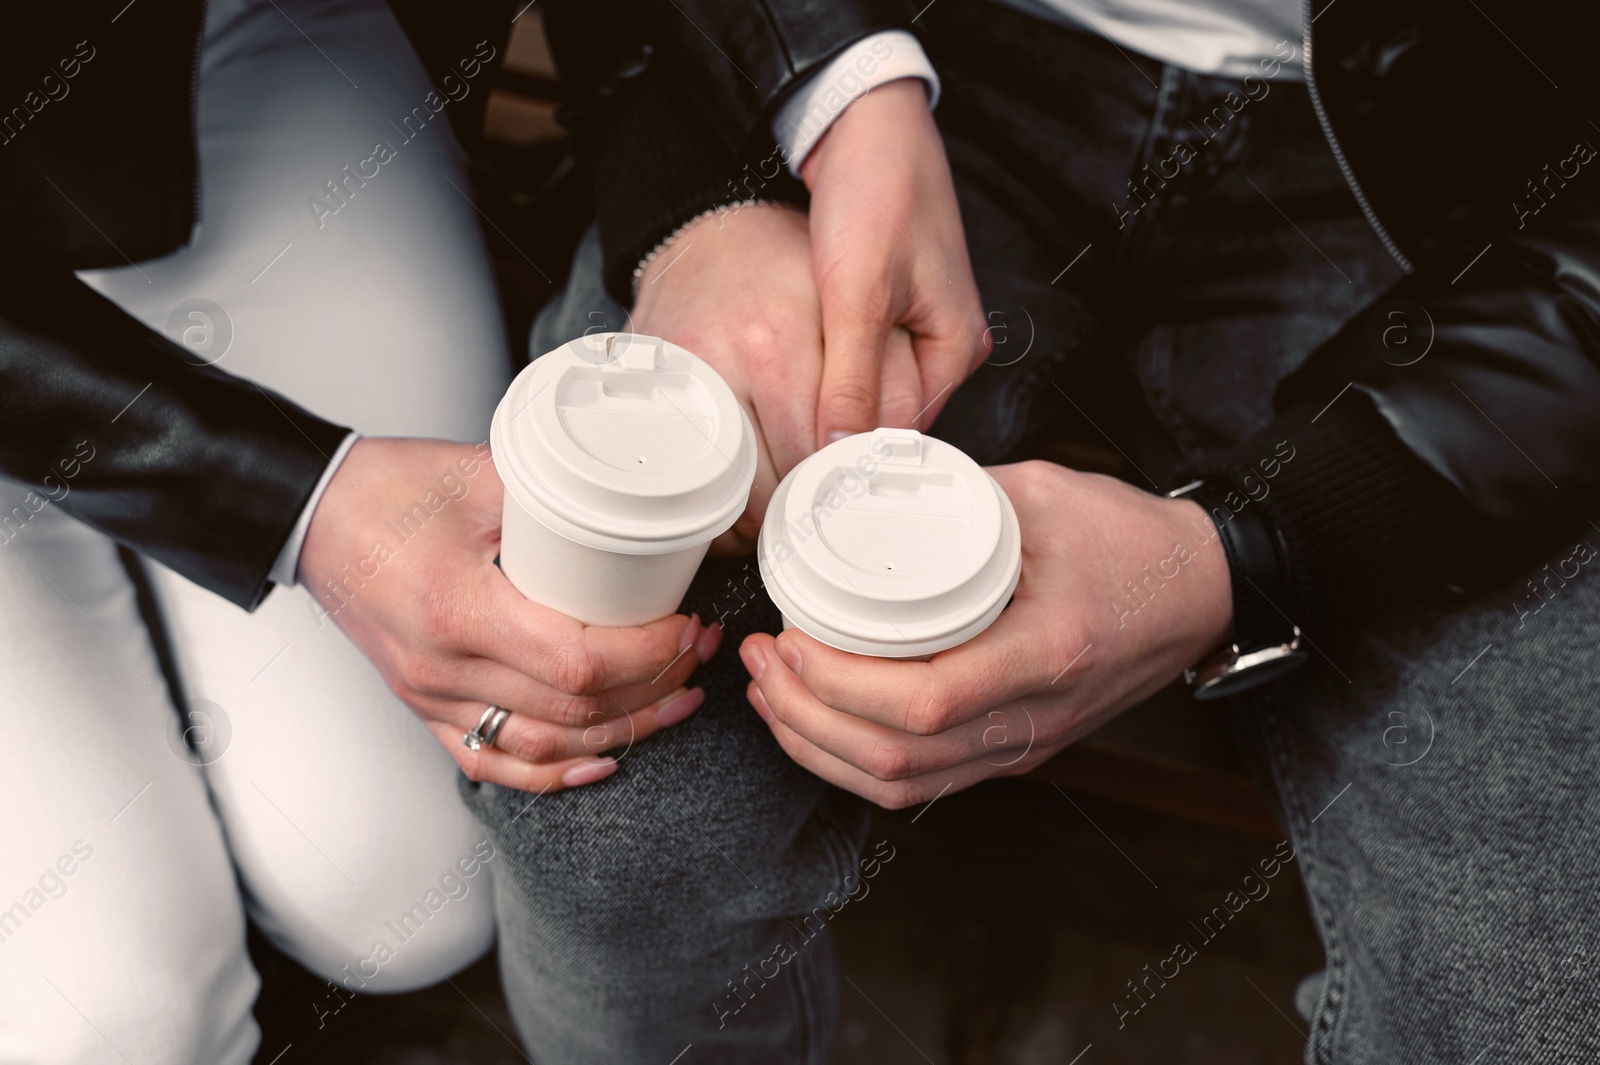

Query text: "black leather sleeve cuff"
[639, 0, 922, 157]
[0, 234, 350, 611]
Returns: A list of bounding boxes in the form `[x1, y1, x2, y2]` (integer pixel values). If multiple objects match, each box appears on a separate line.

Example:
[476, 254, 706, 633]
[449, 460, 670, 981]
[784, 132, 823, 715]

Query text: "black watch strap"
[1168, 480, 1307, 699]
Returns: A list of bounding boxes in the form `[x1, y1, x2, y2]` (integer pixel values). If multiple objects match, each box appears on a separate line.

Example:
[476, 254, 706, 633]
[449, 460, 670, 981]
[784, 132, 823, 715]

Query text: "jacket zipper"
[1301, 0, 1413, 273]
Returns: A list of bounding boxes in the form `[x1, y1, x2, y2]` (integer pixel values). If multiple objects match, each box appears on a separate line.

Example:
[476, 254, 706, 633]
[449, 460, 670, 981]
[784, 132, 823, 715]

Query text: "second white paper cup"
[758, 428, 1021, 658]
[491, 332, 755, 627]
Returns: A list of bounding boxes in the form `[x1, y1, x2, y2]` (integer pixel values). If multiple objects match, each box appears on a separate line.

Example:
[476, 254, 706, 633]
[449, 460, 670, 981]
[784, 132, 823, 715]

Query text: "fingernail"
[740, 642, 767, 680]
[774, 637, 801, 676]
[562, 759, 618, 787]
[696, 622, 723, 661]
[656, 687, 704, 728]
[678, 614, 703, 654]
[825, 430, 853, 445]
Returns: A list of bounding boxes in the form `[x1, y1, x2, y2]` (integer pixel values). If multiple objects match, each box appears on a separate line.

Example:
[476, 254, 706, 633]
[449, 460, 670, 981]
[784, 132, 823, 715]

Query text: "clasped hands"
[300, 79, 1233, 801]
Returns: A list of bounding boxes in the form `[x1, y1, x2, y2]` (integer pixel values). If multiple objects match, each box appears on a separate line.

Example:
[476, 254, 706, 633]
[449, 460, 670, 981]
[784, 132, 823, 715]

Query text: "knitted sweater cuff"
[1194, 390, 1487, 635]
[585, 68, 807, 306]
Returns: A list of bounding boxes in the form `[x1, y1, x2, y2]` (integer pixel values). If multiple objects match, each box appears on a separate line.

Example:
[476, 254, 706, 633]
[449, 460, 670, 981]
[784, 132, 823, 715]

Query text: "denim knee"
[462, 695, 865, 949]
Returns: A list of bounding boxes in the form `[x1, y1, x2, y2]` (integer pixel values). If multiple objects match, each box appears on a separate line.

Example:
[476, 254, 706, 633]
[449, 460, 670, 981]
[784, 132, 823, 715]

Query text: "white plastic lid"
[758, 428, 1022, 657]
[491, 333, 756, 555]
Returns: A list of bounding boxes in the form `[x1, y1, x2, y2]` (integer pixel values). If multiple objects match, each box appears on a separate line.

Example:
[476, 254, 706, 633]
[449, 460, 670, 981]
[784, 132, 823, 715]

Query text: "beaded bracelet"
[631, 199, 801, 300]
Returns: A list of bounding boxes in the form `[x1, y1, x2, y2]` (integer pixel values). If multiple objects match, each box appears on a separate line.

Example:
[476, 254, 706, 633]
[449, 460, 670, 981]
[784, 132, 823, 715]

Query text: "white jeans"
[0, 1, 510, 1061]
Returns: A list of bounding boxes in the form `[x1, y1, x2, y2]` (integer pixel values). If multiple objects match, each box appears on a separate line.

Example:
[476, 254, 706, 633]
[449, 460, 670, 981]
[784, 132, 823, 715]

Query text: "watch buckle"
[1185, 626, 1306, 700]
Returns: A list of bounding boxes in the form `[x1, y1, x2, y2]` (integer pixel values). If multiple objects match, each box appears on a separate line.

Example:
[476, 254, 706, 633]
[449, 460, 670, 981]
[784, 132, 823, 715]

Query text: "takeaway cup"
[757, 427, 1022, 658]
[490, 332, 756, 627]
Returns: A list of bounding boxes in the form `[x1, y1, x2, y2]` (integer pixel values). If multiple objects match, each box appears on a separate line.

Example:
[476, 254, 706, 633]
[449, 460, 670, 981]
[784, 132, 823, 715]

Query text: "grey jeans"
[1232, 539, 1600, 1062]
[468, 1, 1600, 1060]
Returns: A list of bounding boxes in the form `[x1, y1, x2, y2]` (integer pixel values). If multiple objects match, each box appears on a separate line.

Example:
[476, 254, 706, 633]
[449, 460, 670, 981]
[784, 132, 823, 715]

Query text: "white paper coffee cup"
[490, 332, 755, 627]
[757, 428, 1022, 658]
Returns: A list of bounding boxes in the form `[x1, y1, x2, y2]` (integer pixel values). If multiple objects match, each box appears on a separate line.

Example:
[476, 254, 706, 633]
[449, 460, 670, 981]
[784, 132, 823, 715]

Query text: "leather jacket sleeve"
[1284, 187, 1600, 525]
[1187, 0, 1600, 639]
[1200, 184, 1600, 632]
[0, 215, 350, 610]
[619, 0, 919, 157]
[544, 0, 922, 303]
[542, 0, 809, 304]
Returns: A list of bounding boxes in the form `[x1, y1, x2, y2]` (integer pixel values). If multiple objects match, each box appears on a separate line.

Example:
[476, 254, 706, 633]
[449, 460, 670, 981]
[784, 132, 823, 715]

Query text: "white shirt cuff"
[269, 431, 361, 588]
[771, 30, 940, 178]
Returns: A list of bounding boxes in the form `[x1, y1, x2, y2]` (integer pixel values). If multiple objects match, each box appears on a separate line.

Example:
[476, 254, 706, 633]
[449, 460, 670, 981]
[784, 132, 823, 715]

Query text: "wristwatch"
[1167, 479, 1307, 700]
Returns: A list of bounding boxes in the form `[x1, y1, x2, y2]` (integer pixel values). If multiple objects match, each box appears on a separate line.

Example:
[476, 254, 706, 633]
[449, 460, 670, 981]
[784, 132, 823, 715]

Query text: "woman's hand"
[801, 78, 989, 444]
[299, 437, 721, 792]
[738, 461, 1234, 807]
[633, 202, 921, 554]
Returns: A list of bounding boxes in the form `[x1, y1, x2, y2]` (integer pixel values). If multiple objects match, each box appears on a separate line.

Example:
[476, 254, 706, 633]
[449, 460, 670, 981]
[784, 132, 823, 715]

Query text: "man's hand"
[299, 438, 720, 792]
[737, 461, 1235, 807]
[801, 77, 988, 444]
[633, 203, 920, 553]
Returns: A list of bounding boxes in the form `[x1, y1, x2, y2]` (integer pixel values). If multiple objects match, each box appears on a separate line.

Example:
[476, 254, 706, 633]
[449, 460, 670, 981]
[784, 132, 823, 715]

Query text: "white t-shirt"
[1006, 0, 1303, 81]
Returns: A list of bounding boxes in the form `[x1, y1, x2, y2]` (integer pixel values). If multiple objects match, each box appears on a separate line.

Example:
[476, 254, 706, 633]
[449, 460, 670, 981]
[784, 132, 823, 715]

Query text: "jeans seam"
[792, 793, 855, 1061]
[814, 794, 858, 888]
[1257, 705, 1350, 1065]
[785, 922, 819, 1063]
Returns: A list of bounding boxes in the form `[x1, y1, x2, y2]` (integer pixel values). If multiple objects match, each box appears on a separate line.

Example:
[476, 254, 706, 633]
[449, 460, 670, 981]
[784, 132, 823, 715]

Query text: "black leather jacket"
[1, 2, 346, 609]
[551, 0, 1600, 627]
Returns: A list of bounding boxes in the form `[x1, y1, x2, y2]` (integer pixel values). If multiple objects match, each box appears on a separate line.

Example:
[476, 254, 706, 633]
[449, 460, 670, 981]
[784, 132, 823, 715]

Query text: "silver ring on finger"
[463, 705, 512, 751]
